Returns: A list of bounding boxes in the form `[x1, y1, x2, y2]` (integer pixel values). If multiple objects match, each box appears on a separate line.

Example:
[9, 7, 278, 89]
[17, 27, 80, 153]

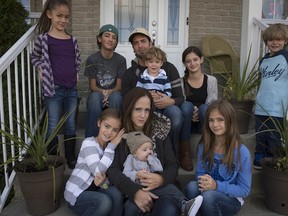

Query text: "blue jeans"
[85, 91, 122, 138]
[69, 186, 123, 216]
[45, 86, 78, 137]
[180, 101, 208, 142]
[254, 115, 283, 161]
[163, 105, 183, 155]
[124, 184, 181, 216]
[185, 181, 241, 216]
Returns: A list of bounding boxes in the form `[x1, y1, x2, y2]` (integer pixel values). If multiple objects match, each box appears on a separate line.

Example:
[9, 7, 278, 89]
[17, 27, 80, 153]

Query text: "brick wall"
[30, 0, 43, 12]
[71, 0, 100, 96]
[71, 0, 243, 99]
[188, 0, 242, 55]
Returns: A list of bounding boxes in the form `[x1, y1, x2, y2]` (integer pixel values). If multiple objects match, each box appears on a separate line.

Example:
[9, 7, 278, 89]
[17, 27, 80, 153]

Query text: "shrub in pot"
[259, 108, 288, 215]
[0, 113, 70, 215]
[221, 47, 261, 133]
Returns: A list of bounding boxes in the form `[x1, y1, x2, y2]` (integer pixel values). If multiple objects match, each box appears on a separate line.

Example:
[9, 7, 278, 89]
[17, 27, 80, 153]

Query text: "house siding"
[189, 0, 242, 55]
[70, 0, 242, 63]
[71, 0, 100, 94]
[30, 0, 242, 95]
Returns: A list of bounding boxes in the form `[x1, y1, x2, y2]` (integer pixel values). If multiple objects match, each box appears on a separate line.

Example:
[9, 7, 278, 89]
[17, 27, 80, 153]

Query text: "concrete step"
[1, 162, 277, 216]
[1, 116, 282, 216]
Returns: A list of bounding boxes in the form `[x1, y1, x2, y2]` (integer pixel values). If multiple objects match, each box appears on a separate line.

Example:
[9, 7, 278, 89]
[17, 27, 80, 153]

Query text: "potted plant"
[0, 113, 70, 216]
[221, 47, 261, 133]
[260, 108, 288, 215]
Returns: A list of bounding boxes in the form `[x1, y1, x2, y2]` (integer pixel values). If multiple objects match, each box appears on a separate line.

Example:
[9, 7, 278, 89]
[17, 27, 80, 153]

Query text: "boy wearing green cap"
[84, 24, 127, 138]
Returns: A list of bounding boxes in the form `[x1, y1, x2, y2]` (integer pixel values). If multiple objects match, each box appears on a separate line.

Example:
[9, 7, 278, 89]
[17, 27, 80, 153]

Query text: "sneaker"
[253, 160, 262, 170]
[184, 195, 203, 216]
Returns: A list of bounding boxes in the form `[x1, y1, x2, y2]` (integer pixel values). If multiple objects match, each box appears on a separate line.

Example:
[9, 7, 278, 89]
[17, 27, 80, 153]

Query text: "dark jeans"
[124, 184, 184, 216]
[185, 181, 241, 216]
[45, 86, 78, 137]
[69, 186, 123, 216]
[85, 91, 122, 138]
[254, 115, 283, 161]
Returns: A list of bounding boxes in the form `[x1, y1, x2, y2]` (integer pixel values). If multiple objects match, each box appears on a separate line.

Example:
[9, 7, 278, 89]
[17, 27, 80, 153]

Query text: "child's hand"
[198, 174, 217, 191]
[149, 90, 158, 99]
[94, 173, 106, 187]
[192, 106, 199, 122]
[110, 128, 125, 146]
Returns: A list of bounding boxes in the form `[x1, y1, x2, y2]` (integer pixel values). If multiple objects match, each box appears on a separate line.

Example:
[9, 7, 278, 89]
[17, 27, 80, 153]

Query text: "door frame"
[100, 0, 189, 76]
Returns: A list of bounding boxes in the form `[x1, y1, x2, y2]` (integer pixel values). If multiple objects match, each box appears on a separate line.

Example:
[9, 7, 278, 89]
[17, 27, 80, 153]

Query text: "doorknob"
[151, 29, 157, 45]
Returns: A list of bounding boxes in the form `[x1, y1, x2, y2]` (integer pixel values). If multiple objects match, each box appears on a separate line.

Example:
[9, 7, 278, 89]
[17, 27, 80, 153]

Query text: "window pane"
[115, 0, 149, 43]
[167, 0, 179, 45]
[262, 0, 288, 19]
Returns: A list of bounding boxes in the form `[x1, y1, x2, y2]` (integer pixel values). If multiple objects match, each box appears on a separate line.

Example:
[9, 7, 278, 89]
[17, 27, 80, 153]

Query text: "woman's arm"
[206, 75, 218, 104]
[153, 136, 178, 185]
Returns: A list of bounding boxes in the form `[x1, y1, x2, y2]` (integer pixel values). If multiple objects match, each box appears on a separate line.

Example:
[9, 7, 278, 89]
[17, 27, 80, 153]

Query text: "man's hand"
[153, 92, 175, 109]
[134, 189, 158, 213]
[137, 170, 164, 191]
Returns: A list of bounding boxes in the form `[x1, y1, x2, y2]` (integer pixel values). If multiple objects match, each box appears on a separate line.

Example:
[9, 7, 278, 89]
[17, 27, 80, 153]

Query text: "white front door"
[100, 0, 189, 76]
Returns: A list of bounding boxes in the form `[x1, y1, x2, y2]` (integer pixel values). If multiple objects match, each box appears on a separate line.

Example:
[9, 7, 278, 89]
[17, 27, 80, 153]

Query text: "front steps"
[0, 111, 283, 216]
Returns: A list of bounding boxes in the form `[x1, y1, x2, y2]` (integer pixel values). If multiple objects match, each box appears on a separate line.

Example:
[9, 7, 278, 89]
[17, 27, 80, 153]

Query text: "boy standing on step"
[253, 23, 288, 169]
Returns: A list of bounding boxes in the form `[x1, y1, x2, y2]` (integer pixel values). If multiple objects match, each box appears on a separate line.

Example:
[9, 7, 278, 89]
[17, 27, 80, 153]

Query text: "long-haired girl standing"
[31, 0, 81, 169]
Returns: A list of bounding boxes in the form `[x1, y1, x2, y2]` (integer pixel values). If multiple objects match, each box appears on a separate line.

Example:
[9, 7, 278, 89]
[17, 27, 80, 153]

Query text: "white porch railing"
[0, 25, 44, 211]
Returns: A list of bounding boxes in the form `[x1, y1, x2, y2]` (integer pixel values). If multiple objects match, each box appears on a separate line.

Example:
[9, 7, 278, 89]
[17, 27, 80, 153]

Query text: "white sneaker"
[184, 195, 203, 216]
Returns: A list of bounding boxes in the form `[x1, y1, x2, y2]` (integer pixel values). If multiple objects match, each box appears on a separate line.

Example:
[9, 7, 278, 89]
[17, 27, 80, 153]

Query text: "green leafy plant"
[260, 107, 288, 172]
[222, 47, 261, 101]
[0, 0, 30, 57]
[0, 113, 70, 172]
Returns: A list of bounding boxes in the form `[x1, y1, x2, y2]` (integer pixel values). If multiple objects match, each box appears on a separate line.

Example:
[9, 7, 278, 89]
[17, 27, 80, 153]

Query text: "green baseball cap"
[99, 24, 119, 37]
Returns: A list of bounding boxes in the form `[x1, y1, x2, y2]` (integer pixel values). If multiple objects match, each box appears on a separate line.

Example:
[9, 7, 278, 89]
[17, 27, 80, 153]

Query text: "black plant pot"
[262, 164, 288, 215]
[229, 100, 254, 134]
[16, 156, 65, 216]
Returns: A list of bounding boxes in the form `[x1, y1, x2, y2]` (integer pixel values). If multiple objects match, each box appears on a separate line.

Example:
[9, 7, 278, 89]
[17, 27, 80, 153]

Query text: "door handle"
[151, 29, 157, 45]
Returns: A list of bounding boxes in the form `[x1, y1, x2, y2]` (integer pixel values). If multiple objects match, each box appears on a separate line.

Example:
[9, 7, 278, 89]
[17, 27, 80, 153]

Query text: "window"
[114, 0, 149, 43]
[262, 0, 288, 19]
